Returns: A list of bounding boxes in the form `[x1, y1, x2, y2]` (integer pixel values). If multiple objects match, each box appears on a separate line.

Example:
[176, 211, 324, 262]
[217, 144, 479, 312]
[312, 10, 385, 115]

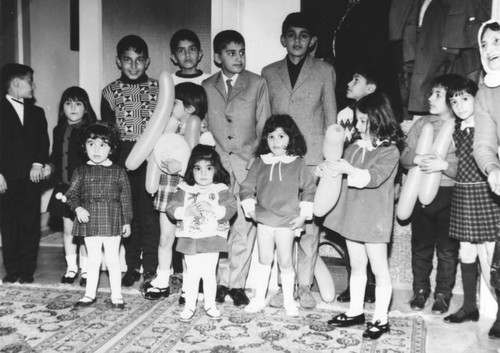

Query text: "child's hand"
[161, 158, 182, 174]
[30, 164, 43, 183]
[42, 164, 52, 179]
[315, 162, 326, 177]
[184, 202, 200, 217]
[75, 207, 90, 223]
[289, 215, 306, 231]
[413, 155, 423, 166]
[419, 152, 448, 174]
[196, 201, 214, 214]
[0, 173, 7, 194]
[329, 159, 354, 175]
[122, 224, 131, 238]
[488, 168, 500, 195]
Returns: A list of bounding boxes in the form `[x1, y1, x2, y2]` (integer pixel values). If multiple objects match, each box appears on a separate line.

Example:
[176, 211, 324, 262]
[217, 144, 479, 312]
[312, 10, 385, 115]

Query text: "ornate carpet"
[0, 285, 426, 353]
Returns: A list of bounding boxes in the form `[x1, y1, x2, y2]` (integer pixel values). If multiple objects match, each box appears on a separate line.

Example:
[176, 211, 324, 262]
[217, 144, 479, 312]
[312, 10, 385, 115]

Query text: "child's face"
[171, 40, 202, 72]
[171, 99, 192, 121]
[116, 49, 150, 80]
[450, 92, 474, 121]
[86, 138, 111, 165]
[481, 28, 500, 71]
[355, 110, 370, 139]
[280, 27, 317, 60]
[14, 73, 35, 99]
[193, 160, 215, 187]
[64, 99, 85, 125]
[215, 42, 245, 77]
[346, 74, 375, 101]
[428, 86, 451, 116]
[267, 127, 289, 157]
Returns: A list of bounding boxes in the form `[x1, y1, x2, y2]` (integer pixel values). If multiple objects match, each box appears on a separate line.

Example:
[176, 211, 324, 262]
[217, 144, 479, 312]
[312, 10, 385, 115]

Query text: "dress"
[323, 140, 400, 243]
[166, 182, 237, 255]
[65, 163, 133, 237]
[450, 125, 500, 243]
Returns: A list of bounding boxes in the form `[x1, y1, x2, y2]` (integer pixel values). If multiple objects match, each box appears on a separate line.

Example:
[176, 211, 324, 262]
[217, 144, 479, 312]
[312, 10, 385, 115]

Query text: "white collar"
[178, 182, 228, 193]
[6, 94, 24, 105]
[261, 153, 297, 164]
[222, 72, 239, 85]
[87, 159, 113, 166]
[460, 119, 475, 131]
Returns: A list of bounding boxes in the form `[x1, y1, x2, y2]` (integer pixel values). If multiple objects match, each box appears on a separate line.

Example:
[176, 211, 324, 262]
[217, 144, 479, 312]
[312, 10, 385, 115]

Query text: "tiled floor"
[1, 240, 499, 352]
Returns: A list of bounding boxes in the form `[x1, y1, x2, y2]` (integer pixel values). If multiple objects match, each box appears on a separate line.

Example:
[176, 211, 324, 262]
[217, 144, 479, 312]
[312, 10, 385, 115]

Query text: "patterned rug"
[0, 285, 426, 353]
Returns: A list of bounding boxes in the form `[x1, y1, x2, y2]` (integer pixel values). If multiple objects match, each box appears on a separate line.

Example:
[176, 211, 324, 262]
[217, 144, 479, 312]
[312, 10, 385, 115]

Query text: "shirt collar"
[222, 72, 238, 85]
[6, 94, 24, 105]
[120, 73, 149, 84]
[261, 153, 297, 164]
[87, 159, 113, 166]
[460, 119, 475, 131]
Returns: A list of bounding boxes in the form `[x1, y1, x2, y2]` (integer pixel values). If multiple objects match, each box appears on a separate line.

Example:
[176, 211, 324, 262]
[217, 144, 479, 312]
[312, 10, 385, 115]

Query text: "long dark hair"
[57, 86, 97, 127]
[255, 114, 307, 157]
[184, 144, 230, 186]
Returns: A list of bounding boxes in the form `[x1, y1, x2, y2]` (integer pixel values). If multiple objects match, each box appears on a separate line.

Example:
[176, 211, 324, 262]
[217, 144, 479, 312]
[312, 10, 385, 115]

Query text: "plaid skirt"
[153, 174, 181, 212]
[449, 181, 500, 243]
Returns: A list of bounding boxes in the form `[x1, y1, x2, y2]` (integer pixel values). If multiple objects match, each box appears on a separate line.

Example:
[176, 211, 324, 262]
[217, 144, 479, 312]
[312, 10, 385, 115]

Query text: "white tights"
[183, 253, 219, 312]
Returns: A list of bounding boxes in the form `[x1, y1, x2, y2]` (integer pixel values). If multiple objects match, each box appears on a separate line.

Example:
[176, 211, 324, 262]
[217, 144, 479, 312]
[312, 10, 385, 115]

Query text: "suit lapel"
[277, 58, 293, 93]
[214, 72, 227, 100]
[229, 71, 248, 101]
[293, 55, 313, 93]
[2, 98, 23, 129]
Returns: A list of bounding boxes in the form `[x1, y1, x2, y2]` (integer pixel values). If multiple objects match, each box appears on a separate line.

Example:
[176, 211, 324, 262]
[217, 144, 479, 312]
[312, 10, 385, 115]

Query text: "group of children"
[2, 11, 500, 342]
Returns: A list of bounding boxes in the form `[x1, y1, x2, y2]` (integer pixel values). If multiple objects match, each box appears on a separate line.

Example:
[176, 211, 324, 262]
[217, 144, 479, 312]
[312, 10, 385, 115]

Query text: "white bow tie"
[460, 120, 474, 131]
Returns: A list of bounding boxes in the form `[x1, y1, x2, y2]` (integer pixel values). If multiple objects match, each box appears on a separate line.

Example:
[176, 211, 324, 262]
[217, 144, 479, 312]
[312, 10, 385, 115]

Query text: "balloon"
[125, 71, 175, 171]
[314, 124, 345, 217]
[418, 118, 455, 205]
[153, 133, 191, 176]
[145, 153, 162, 194]
[396, 123, 434, 220]
[314, 256, 336, 303]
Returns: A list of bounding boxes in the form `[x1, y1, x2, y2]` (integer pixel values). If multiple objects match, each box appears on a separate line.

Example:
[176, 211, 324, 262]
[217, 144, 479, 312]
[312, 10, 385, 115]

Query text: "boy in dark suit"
[261, 12, 337, 309]
[0, 63, 50, 283]
[202, 30, 270, 306]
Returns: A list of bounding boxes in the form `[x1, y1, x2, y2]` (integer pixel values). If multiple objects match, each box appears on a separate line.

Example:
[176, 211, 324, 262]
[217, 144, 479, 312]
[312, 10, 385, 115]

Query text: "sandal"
[205, 307, 221, 319]
[61, 271, 78, 284]
[179, 308, 196, 322]
[142, 282, 170, 301]
[74, 296, 96, 308]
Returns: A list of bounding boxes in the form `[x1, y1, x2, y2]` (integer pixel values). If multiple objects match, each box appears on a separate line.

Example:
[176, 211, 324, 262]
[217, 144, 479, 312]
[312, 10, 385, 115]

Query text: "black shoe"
[142, 282, 170, 300]
[327, 313, 365, 327]
[111, 302, 125, 310]
[74, 296, 96, 308]
[142, 271, 156, 284]
[216, 285, 229, 303]
[444, 308, 479, 324]
[410, 289, 429, 311]
[178, 291, 186, 305]
[228, 288, 250, 306]
[364, 283, 376, 303]
[337, 287, 350, 302]
[19, 275, 34, 284]
[61, 271, 78, 284]
[363, 320, 390, 340]
[2, 273, 19, 283]
[122, 270, 140, 287]
[80, 276, 87, 287]
[488, 321, 500, 339]
[432, 293, 450, 315]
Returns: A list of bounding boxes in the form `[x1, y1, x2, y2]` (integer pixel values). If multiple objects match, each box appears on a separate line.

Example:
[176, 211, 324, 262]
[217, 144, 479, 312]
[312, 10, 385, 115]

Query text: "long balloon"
[125, 71, 175, 171]
[396, 123, 434, 220]
[314, 256, 336, 303]
[418, 118, 455, 205]
[145, 153, 162, 194]
[314, 124, 345, 217]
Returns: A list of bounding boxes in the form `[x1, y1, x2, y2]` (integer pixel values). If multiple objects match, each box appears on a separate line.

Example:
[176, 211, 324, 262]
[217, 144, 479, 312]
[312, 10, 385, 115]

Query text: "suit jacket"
[202, 70, 270, 184]
[0, 97, 49, 181]
[262, 55, 337, 166]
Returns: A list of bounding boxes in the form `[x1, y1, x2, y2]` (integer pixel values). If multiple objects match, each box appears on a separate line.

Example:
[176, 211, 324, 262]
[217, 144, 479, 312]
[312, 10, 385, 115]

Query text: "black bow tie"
[11, 98, 24, 105]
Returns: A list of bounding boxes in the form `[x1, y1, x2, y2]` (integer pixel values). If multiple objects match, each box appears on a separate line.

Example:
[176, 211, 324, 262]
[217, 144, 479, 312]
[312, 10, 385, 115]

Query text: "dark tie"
[11, 98, 24, 105]
[226, 79, 233, 99]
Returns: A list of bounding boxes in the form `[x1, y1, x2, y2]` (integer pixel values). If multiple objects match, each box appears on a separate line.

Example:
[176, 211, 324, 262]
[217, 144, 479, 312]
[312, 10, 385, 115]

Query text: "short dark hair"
[353, 63, 381, 87]
[184, 144, 230, 186]
[175, 82, 207, 119]
[1, 63, 33, 93]
[57, 86, 98, 127]
[82, 122, 121, 155]
[281, 12, 315, 36]
[430, 74, 463, 108]
[446, 76, 479, 100]
[116, 34, 149, 58]
[170, 29, 201, 53]
[213, 30, 245, 54]
[255, 114, 307, 157]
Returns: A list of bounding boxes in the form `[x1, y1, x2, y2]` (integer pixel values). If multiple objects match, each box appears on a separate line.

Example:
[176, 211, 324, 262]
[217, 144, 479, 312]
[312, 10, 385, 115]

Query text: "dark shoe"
[363, 320, 390, 340]
[19, 275, 34, 284]
[216, 285, 229, 304]
[228, 288, 250, 306]
[122, 270, 140, 287]
[488, 321, 500, 339]
[2, 273, 19, 283]
[364, 283, 376, 303]
[61, 271, 78, 284]
[142, 282, 170, 300]
[111, 300, 125, 310]
[410, 289, 429, 311]
[327, 313, 365, 327]
[74, 296, 96, 308]
[80, 275, 87, 287]
[444, 308, 479, 324]
[432, 293, 450, 315]
[140, 271, 156, 289]
[337, 287, 350, 302]
[178, 291, 186, 305]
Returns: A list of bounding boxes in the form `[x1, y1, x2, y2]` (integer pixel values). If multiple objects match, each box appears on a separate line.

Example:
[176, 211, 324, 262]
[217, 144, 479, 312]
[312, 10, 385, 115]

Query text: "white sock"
[65, 254, 78, 273]
[346, 274, 366, 317]
[281, 271, 296, 306]
[79, 255, 88, 276]
[373, 284, 392, 324]
[151, 269, 170, 288]
[253, 262, 272, 301]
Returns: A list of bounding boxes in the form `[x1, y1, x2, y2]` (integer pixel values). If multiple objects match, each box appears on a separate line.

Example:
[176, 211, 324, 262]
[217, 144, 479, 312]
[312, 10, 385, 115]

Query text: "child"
[472, 19, 500, 340]
[170, 29, 210, 85]
[0, 63, 50, 284]
[142, 82, 206, 300]
[101, 34, 160, 288]
[262, 12, 337, 309]
[202, 30, 271, 307]
[166, 144, 237, 321]
[65, 123, 132, 310]
[47, 87, 97, 286]
[400, 74, 460, 315]
[336, 63, 379, 304]
[322, 91, 404, 340]
[444, 76, 500, 325]
[240, 114, 316, 316]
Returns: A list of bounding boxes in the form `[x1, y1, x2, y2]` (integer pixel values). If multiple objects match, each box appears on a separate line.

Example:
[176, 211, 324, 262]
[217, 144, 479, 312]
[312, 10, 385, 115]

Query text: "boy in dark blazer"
[0, 63, 50, 283]
[261, 12, 337, 309]
[203, 30, 271, 306]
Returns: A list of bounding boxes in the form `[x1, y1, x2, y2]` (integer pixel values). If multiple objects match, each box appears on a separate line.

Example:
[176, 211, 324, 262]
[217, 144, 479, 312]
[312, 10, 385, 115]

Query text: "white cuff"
[241, 198, 256, 218]
[347, 168, 371, 188]
[214, 205, 226, 219]
[299, 201, 314, 220]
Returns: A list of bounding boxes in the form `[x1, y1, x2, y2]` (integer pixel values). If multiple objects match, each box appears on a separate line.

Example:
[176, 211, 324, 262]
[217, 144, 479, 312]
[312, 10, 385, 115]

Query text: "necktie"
[226, 79, 233, 99]
[12, 98, 24, 105]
